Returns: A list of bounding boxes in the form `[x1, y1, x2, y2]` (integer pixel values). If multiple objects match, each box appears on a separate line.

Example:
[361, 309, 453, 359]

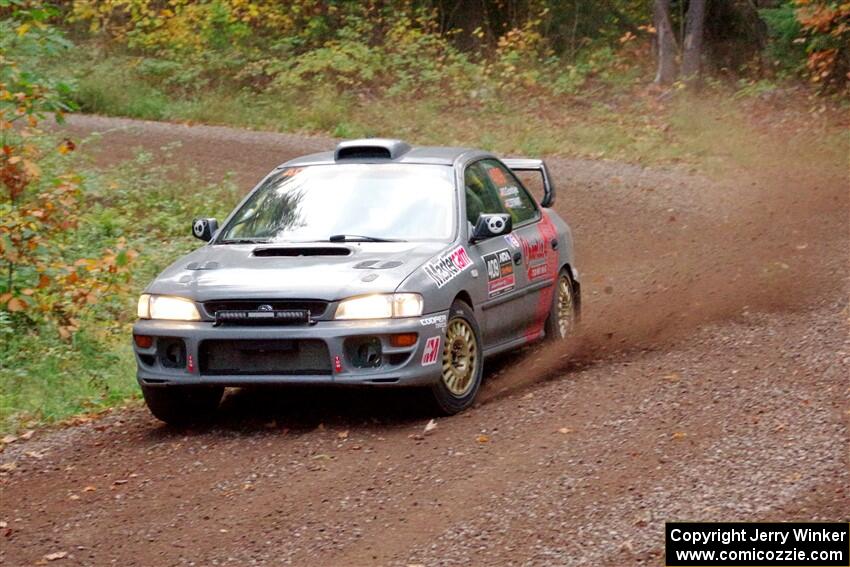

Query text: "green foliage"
[0, 139, 240, 432]
[63, 1, 647, 103]
[761, 2, 807, 76]
[0, 6, 76, 123]
[74, 58, 170, 119]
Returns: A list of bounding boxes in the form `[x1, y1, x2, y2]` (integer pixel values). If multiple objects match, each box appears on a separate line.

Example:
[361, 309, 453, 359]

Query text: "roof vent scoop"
[335, 139, 411, 161]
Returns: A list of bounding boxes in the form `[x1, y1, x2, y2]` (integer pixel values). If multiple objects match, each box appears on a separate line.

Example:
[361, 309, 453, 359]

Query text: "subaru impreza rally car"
[133, 139, 580, 424]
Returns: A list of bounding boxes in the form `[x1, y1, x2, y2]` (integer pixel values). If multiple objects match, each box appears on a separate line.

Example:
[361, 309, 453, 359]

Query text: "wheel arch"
[452, 290, 474, 310]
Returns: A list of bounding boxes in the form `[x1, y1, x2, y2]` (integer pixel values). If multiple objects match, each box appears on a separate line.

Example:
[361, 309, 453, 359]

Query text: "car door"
[476, 159, 559, 343]
[463, 161, 529, 348]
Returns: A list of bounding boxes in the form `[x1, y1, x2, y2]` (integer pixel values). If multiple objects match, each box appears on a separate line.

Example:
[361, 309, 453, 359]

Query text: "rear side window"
[479, 159, 540, 226]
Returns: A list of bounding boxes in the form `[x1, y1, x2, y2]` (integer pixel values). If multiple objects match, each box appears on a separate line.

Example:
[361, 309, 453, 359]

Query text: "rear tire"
[545, 269, 577, 342]
[141, 384, 223, 426]
[428, 301, 483, 415]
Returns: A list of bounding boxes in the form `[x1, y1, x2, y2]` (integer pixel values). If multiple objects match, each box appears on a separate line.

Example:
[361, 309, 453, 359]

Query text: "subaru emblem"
[257, 304, 273, 312]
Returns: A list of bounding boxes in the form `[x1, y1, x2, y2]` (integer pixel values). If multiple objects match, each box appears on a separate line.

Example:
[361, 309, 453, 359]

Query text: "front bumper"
[132, 312, 449, 388]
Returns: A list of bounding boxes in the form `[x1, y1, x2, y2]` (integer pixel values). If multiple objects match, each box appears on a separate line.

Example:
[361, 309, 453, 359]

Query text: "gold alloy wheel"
[441, 318, 478, 397]
[556, 275, 574, 339]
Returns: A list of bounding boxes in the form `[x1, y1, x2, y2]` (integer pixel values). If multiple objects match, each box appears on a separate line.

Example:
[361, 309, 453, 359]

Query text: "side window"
[464, 162, 506, 225]
[479, 159, 540, 226]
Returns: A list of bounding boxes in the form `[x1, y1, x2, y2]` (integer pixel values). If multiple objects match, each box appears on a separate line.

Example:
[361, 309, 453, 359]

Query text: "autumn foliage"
[795, 0, 850, 87]
[0, 5, 136, 338]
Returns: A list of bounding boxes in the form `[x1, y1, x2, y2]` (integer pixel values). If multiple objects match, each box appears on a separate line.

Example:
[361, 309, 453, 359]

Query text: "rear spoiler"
[502, 158, 555, 208]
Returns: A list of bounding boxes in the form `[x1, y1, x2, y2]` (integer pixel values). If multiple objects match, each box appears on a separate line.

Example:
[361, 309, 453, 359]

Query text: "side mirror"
[472, 213, 512, 242]
[192, 218, 218, 242]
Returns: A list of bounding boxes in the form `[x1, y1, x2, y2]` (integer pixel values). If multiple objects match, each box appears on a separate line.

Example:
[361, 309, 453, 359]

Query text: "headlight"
[137, 294, 201, 321]
[334, 293, 423, 320]
[137, 294, 151, 318]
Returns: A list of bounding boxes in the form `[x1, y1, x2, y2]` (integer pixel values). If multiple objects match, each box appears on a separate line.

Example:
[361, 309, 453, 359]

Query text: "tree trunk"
[682, 0, 707, 83]
[653, 0, 676, 85]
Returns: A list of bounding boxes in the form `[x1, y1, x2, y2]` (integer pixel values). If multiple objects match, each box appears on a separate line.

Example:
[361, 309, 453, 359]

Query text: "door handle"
[550, 239, 559, 250]
[513, 251, 522, 265]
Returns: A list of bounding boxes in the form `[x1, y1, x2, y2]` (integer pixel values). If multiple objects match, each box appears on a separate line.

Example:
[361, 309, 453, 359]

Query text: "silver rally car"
[133, 139, 580, 424]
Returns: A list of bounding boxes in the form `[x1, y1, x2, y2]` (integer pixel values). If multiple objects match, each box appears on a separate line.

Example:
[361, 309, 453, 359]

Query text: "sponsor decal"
[192, 219, 207, 238]
[484, 248, 516, 297]
[504, 233, 520, 249]
[524, 212, 561, 342]
[424, 245, 472, 288]
[281, 167, 303, 178]
[485, 215, 507, 234]
[421, 336, 441, 366]
[488, 166, 508, 186]
[520, 235, 549, 281]
[503, 196, 522, 209]
[499, 185, 519, 197]
[528, 263, 549, 280]
[420, 314, 448, 329]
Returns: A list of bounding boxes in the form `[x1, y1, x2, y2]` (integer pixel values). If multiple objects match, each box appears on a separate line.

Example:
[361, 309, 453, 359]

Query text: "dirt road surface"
[1, 115, 848, 566]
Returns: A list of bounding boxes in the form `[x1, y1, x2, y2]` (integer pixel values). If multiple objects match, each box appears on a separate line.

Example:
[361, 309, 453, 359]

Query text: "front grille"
[199, 339, 331, 375]
[203, 300, 328, 320]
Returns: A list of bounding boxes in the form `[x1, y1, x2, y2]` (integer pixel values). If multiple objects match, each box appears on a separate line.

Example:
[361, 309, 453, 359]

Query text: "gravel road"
[1, 115, 847, 566]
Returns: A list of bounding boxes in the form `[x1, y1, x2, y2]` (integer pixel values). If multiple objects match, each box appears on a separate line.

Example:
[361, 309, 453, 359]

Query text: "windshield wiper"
[217, 237, 272, 245]
[328, 234, 405, 242]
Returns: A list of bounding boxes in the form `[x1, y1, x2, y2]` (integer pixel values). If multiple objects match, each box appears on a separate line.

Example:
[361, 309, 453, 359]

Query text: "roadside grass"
[55, 46, 848, 175]
[0, 142, 241, 433]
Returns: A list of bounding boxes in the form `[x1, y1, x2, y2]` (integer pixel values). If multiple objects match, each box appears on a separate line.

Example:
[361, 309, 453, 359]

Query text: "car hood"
[146, 241, 447, 302]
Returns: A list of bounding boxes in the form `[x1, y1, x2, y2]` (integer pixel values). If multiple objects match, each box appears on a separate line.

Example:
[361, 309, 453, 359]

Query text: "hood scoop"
[253, 247, 351, 257]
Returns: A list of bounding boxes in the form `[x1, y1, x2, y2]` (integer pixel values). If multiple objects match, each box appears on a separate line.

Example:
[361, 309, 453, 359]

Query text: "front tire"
[429, 301, 483, 415]
[141, 384, 223, 426]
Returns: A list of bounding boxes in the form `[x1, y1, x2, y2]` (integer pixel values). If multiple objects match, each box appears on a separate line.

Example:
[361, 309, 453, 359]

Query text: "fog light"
[345, 337, 382, 368]
[390, 333, 418, 347]
[157, 338, 187, 369]
[134, 334, 154, 348]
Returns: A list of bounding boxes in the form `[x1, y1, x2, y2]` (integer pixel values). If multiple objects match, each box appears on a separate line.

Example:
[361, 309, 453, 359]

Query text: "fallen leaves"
[409, 419, 438, 441]
[475, 434, 490, 444]
[6, 297, 27, 312]
[671, 431, 687, 440]
[423, 419, 437, 435]
[557, 427, 574, 434]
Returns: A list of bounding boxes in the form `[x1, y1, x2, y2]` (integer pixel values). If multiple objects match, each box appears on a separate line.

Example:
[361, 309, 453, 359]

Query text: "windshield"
[217, 164, 456, 243]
